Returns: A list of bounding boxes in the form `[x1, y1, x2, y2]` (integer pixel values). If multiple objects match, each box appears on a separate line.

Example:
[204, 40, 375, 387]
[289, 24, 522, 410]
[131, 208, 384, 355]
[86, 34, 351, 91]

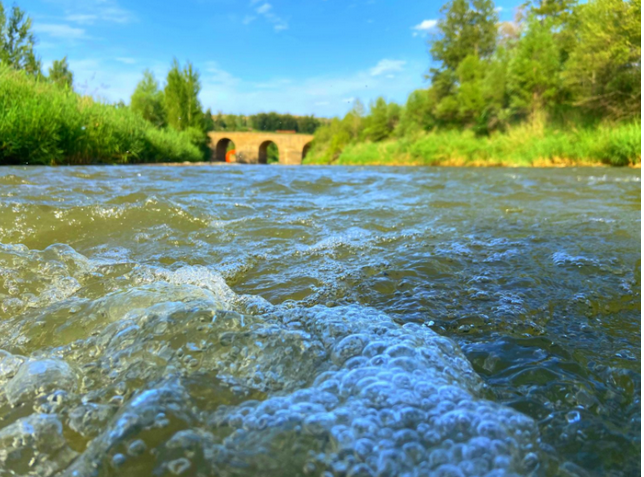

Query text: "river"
[0, 165, 640, 477]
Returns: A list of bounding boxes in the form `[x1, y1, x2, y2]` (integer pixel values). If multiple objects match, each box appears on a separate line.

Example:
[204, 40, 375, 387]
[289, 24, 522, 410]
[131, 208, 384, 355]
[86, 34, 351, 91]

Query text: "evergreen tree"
[131, 69, 166, 128]
[48, 56, 73, 89]
[0, 2, 40, 75]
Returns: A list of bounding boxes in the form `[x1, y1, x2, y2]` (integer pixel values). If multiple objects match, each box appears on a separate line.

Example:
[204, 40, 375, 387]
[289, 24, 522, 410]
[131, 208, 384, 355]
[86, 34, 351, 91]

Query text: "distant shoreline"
[1, 161, 640, 168]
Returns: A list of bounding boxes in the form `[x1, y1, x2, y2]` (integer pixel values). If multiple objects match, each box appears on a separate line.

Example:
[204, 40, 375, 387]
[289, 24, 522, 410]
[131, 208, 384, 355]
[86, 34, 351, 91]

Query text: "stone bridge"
[208, 131, 314, 165]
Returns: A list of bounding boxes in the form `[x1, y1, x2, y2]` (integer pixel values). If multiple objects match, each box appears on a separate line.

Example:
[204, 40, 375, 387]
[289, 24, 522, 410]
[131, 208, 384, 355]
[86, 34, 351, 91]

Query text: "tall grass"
[306, 122, 641, 167]
[0, 66, 203, 165]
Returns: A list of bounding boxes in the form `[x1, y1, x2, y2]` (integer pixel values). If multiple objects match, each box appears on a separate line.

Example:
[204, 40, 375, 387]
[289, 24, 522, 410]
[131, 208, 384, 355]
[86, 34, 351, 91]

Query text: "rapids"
[0, 166, 640, 477]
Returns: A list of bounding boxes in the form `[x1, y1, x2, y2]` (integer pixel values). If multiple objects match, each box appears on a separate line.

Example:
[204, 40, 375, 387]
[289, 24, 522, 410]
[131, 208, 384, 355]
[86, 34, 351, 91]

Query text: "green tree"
[131, 69, 165, 128]
[430, 0, 499, 73]
[455, 55, 486, 125]
[480, 47, 512, 132]
[396, 89, 436, 136]
[527, 0, 577, 24]
[0, 2, 40, 75]
[202, 107, 215, 132]
[564, 0, 640, 118]
[507, 17, 562, 120]
[48, 56, 73, 89]
[429, 0, 499, 126]
[362, 97, 401, 142]
[164, 59, 203, 132]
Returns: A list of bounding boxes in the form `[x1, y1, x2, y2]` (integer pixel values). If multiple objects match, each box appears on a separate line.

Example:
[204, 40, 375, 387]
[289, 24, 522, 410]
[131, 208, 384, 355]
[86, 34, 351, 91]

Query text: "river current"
[0, 166, 640, 477]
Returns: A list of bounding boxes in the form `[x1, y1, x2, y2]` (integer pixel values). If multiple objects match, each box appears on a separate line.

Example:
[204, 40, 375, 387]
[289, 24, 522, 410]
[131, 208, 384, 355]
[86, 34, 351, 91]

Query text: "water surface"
[0, 166, 640, 477]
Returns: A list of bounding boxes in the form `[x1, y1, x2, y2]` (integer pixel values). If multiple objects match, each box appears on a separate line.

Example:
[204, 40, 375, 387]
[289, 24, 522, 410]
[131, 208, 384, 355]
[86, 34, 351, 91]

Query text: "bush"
[304, 121, 641, 167]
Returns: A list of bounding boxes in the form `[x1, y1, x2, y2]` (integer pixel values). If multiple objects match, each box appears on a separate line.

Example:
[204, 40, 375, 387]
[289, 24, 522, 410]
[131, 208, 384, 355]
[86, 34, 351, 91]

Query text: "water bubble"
[566, 411, 581, 424]
[168, 457, 192, 474]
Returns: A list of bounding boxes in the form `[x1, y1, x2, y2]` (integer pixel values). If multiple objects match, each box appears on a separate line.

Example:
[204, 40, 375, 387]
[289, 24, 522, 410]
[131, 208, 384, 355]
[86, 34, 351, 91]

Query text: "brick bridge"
[208, 131, 314, 165]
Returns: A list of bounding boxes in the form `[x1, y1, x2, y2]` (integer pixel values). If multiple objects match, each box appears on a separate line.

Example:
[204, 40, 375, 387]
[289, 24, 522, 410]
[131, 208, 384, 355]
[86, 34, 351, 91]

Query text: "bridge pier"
[235, 145, 259, 164]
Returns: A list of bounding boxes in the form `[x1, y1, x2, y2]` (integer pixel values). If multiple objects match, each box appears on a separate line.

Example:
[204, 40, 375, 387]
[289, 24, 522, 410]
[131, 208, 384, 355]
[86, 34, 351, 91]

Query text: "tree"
[455, 55, 486, 125]
[527, 0, 577, 24]
[48, 56, 73, 88]
[396, 89, 436, 136]
[164, 59, 203, 131]
[0, 2, 40, 75]
[362, 97, 400, 142]
[430, 0, 499, 74]
[507, 17, 562, 120]
[131, 69, 166, 128]
[428, 0, 499, 127]
[564, 0, 640, 119]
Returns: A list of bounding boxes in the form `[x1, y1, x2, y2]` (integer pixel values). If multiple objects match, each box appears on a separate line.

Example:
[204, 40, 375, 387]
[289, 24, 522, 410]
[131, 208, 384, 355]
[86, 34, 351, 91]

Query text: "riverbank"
[305, 122, 641, 167]
[0, 66, 203, 166]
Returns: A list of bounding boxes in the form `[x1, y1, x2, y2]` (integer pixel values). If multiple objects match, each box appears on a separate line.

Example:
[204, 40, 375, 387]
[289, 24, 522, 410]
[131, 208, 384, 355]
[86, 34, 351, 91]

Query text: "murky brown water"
[0, 166, 640, 477]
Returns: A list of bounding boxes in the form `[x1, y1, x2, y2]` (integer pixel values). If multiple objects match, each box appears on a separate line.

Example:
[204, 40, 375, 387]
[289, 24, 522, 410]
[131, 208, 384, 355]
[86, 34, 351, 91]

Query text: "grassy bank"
[0, 66, 202, 165]
[305, 122, 641, 167]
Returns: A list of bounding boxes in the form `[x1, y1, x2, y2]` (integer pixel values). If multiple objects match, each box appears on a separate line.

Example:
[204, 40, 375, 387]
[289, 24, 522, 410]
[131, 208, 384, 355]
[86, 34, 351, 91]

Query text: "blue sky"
[21, 0, 518, 117]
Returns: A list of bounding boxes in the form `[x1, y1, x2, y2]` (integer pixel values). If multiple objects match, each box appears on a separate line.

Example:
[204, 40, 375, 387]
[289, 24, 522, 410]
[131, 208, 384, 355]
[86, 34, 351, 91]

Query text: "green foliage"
[0, 65, 201, 165]
[362, 97, 400, 142]
[396, 89, 435, 136]
[430, 0, 499, 72]
[48, 57, 73, 89]
[131, 69, 166, 128]
[507, 17, 562, 119]
[564, 0, 641, 118]
[266, 142, 279, 163]
[212, 112, 322, 133]
[309, 0, 639, 166]
[164, 59, 203, 132]
[306, 121, 640, 167]
[0, 2, 40, 75]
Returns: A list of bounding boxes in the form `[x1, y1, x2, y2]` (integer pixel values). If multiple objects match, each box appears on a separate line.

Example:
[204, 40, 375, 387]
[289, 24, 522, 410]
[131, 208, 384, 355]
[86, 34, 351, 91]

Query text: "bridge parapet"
[208, 131, 314, 165]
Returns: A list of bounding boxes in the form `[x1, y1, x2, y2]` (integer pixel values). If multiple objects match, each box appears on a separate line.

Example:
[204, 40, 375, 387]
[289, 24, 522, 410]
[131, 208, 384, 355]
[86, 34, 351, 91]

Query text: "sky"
[20, 0, 519, 117]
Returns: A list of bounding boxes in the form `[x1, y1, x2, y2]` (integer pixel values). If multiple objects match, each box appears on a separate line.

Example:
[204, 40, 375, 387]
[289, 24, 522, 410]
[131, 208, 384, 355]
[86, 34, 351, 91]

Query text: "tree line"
[211, 112, 324, 134]
[310, 0, 641, 163]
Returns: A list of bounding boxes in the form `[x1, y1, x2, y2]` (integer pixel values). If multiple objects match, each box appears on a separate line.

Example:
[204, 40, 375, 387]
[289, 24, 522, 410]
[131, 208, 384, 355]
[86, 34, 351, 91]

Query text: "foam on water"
[0, 244, 539, 477]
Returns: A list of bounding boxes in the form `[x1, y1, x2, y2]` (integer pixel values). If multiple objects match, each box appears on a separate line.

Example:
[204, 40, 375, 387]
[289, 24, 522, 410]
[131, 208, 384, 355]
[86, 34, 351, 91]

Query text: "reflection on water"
[0, 166, 640, 476]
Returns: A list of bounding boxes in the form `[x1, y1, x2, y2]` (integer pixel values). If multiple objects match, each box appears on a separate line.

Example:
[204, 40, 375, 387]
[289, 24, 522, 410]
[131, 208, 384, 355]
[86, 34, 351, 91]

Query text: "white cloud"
[411, 19, 438, 36]
[33, 23, 87, 39]
[495, 7, 503, 12]
[50, 0, 134, 25]
[256, 3, 272, 14]
[198, 58, 424, 116]
[116, 57, 136, 64]
[248, 1, 288, 31]
[369, 59, 406, 77]
[65, 14, 98, 25]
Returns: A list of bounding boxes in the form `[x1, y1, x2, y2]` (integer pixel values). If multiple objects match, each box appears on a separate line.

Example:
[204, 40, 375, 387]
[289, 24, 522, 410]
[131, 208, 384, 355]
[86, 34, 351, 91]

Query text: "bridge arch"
[214, 137, 236, 162]
[258, 140, 279, 164]
[302, 142, 312, 161]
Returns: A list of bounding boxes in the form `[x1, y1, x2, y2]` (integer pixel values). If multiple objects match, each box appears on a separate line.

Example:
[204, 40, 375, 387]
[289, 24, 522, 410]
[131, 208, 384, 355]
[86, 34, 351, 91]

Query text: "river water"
[0, 166, 640, 477]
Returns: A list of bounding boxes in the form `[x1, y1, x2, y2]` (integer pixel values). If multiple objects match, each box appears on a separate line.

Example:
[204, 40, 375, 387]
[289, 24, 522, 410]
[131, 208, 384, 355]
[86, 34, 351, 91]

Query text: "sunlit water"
[0, 165, 639, 477]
